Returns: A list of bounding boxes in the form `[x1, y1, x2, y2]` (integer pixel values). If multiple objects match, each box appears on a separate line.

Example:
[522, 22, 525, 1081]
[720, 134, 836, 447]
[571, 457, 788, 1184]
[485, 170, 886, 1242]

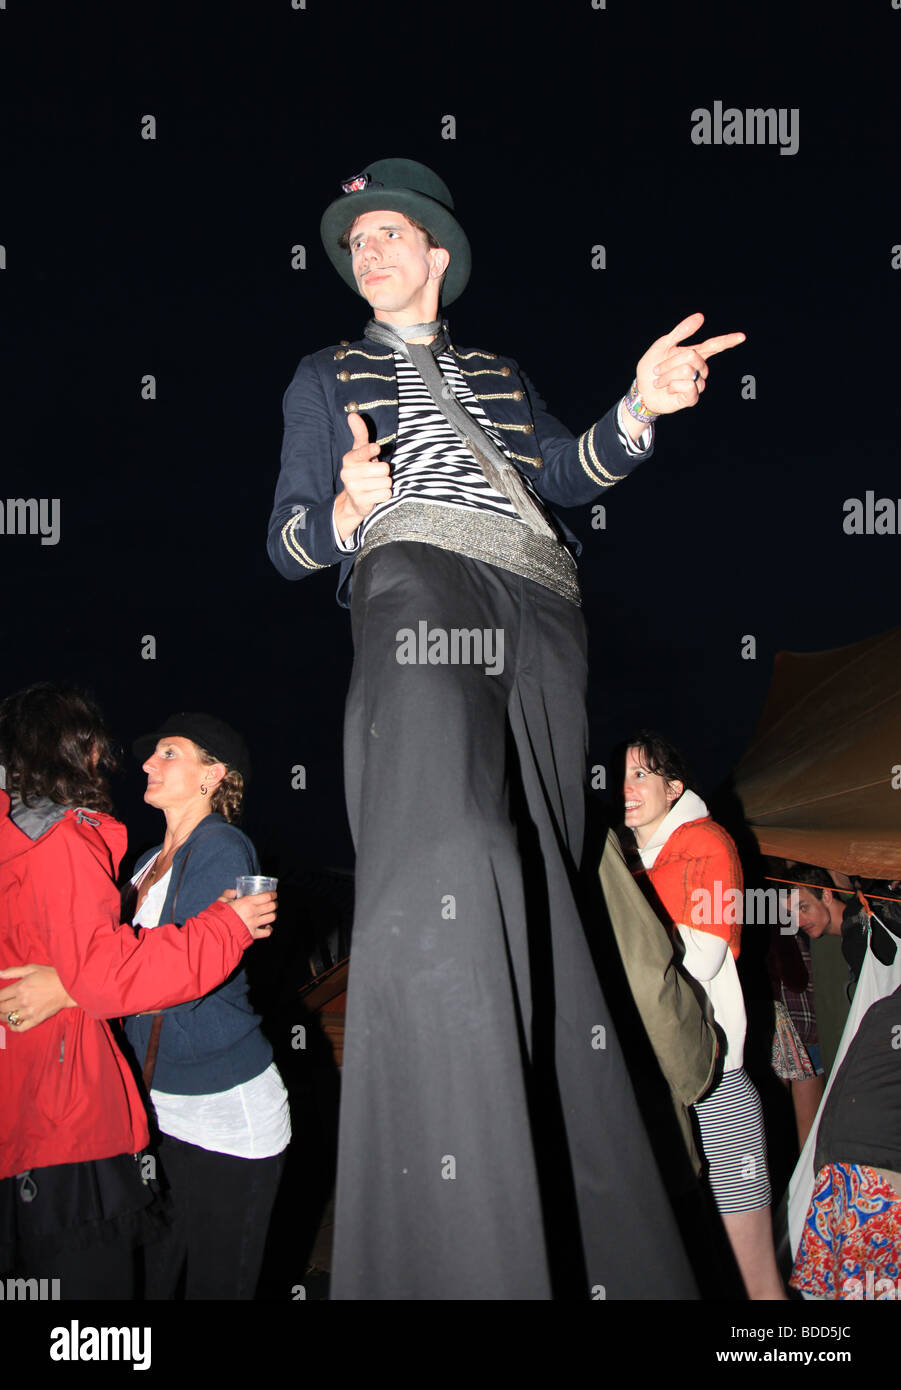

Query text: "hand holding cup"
[221, 876, 278, 938]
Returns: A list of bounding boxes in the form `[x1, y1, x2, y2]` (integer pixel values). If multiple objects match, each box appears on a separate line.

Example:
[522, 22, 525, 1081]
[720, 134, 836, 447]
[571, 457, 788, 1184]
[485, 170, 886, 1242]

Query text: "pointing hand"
[635, 313, 746, 415]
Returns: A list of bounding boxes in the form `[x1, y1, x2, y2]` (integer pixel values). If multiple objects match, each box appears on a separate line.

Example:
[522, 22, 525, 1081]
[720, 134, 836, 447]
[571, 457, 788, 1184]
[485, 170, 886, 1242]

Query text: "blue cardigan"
[267, 328, 653, 606]
[123, 814, 273, 1096]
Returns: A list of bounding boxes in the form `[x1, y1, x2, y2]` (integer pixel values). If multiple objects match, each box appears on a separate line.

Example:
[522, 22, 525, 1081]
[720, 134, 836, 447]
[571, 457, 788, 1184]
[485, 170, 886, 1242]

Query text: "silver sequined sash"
[358, 501, 581, 606]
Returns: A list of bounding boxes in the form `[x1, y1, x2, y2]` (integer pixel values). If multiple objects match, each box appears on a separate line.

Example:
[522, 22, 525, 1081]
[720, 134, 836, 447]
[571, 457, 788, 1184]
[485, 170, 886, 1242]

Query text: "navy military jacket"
[267, 329, 654, 606]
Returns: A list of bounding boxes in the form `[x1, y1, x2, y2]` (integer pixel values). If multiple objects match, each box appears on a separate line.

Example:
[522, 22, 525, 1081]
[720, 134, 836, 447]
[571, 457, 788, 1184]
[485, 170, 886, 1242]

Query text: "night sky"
[3, 2, 898, 881]
[3, 0, 900, 1348]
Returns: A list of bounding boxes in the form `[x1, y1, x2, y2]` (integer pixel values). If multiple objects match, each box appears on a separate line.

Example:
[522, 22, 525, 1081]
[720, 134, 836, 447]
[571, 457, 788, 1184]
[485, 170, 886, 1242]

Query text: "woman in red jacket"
[0, 682, 276, 1299]
[622, 732, 785, 1300]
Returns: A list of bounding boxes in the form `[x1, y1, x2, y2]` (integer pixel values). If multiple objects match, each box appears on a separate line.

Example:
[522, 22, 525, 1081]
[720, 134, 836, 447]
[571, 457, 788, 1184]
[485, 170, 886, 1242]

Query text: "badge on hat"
[321, 157, 471, 306]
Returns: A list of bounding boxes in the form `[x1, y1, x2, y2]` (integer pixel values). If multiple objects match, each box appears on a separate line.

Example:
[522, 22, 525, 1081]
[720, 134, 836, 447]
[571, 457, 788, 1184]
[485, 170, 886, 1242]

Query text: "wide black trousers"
[332, 542, 696, 1299]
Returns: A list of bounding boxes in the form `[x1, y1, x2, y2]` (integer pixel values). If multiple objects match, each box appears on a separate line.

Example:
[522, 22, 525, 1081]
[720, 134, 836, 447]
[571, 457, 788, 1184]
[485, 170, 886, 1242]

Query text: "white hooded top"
[638, 790, 747, 1072]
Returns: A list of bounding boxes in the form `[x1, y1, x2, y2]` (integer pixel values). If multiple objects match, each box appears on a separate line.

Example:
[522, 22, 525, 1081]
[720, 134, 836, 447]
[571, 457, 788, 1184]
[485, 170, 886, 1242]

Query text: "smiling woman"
[622, 730, 787, 1301]
[0, 685, 275, 1300]
[137, 731, 244, 890]
[3, 710, 291, 1299]
[121, 711, 291, 1300]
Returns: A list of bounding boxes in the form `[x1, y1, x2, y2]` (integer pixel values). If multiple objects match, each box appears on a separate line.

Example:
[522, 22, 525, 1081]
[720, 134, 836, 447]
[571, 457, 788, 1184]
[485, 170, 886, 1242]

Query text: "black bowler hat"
[133, 713, 252, 783]
[319, 157, 472, 307]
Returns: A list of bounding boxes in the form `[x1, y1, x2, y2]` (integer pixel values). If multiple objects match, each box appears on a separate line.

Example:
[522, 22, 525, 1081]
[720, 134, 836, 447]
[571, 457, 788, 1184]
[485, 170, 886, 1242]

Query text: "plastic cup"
[235, 875, 278, 897]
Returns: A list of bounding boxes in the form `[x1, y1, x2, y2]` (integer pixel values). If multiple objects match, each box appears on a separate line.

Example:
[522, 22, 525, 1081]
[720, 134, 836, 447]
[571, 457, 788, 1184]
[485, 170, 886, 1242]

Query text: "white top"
[132, 864, 173, 931]
[131, 858, 291, 1159]
[638, 791, 747, 1071]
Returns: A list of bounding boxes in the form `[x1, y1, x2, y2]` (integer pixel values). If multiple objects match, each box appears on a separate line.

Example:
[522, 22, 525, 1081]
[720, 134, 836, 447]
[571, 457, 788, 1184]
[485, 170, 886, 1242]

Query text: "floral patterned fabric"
[790, 1163, 901, 1299]
[771, 1000, 816, 1082]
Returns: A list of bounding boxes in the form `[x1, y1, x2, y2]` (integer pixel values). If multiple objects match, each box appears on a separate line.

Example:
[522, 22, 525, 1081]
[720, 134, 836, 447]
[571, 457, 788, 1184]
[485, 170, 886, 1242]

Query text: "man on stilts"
[268, 158, 743, 1298]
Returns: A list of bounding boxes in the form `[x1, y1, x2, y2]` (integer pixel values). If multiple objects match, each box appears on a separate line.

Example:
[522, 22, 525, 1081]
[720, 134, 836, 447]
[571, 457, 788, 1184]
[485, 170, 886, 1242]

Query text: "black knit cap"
[320, 157, 471, 306]
[133, 713, 251, 783]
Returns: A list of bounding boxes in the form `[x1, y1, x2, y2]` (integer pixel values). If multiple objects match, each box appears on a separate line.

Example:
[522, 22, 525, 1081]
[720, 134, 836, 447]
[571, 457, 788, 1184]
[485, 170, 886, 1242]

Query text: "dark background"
[2, 0, 897, 878]
[2, 0, 899, 1345]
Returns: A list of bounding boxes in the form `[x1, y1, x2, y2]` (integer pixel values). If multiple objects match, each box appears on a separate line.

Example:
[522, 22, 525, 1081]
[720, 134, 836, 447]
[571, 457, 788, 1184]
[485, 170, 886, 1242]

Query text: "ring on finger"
[8, 1010, 21, 1027]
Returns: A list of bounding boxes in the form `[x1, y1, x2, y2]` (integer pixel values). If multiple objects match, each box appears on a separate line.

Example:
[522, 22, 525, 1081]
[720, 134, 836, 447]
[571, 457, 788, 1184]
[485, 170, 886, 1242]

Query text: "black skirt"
[0, 1150, 170, 1275]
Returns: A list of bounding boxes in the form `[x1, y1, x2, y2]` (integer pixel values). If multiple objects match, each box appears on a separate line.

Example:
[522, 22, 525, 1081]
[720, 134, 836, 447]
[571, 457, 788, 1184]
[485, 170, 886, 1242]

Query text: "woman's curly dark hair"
[196, 746, 245, 825]
[0, 682, 118, 813]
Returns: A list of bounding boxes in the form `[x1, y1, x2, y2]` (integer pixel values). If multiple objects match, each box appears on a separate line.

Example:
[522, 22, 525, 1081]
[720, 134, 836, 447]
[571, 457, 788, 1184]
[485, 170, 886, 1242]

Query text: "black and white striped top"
[336, 350, 647, 553]
[353, 351, 543, 547]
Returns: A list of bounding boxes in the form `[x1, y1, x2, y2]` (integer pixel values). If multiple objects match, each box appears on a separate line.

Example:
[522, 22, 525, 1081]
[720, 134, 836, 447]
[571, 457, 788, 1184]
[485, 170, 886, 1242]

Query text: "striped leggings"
[694, 1066, 772, 1213]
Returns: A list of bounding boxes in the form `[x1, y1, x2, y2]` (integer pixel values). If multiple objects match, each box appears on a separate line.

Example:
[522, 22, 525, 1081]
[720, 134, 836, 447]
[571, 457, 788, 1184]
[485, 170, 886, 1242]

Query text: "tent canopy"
[734, 628, 901, 879]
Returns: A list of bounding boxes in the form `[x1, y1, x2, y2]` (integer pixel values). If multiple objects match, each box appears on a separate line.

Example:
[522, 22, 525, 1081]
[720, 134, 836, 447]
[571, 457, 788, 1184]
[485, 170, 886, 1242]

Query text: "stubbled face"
[623, 747, 683, 848]
[142, 737, 217, 814]
[791, 887, 834, 939]
[348, 210, 447, 322]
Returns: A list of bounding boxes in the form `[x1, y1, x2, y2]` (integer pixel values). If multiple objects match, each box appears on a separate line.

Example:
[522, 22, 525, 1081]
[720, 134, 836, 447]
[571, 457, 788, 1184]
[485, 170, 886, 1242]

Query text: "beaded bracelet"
[624, 378, 659, 424]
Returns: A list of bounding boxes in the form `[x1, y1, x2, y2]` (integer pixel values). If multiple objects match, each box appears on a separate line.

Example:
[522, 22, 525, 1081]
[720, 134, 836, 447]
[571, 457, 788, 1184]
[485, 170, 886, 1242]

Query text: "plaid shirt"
[780, 931, 818, 1048]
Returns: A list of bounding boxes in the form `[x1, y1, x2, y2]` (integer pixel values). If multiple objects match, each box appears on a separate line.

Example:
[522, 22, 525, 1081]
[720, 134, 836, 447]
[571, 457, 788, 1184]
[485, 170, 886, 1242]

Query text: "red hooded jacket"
[0, 790, 253, 1179]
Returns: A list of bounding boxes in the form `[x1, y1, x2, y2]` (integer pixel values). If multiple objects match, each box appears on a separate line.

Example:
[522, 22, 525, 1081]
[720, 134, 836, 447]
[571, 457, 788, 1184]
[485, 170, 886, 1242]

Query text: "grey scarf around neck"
[363, 318, 556, 538]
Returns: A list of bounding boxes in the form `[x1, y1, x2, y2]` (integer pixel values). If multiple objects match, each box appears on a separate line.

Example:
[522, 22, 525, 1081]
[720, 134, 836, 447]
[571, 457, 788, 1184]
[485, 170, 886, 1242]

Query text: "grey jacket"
[599, 830, 718, 1171]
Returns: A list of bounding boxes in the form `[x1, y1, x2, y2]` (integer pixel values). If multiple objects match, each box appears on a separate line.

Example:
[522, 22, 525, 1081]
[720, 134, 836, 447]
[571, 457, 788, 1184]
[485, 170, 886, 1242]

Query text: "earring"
[200, 785, 208, 796]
